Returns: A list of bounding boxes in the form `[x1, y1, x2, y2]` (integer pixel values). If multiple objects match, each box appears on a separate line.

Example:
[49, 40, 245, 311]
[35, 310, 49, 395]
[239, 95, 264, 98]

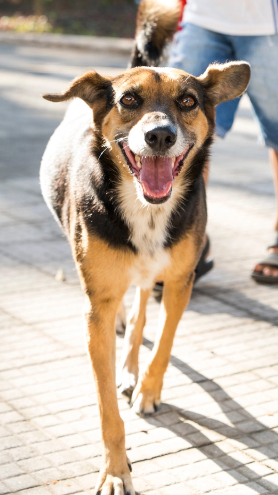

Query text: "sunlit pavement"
[0, 43, 278, 495]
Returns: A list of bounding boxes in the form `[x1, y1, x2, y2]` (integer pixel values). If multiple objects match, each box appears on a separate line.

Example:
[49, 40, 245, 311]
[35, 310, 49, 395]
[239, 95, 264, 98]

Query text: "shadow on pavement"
[154, 282, 278, 326]
[195, 284, 278, 326]
[142, 337, 278, 492]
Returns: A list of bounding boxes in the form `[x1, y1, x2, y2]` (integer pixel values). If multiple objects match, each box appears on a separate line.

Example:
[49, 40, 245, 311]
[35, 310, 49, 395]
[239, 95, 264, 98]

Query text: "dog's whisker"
[111, 138, 127, 145]
[98, 147, 110, 159]
[98, 138, 127, 159]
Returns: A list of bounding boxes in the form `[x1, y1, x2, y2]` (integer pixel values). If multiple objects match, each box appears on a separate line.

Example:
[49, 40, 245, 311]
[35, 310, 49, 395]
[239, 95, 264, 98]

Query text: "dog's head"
[43, 62, 250, 205]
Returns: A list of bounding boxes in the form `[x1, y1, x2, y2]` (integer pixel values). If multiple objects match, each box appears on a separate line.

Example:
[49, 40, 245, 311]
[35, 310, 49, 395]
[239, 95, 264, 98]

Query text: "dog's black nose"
[145, 125, 177, 151]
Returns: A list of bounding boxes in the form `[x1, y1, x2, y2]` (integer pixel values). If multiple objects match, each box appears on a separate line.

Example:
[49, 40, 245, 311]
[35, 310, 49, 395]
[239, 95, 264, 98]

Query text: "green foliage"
[0, 14, 52, 32]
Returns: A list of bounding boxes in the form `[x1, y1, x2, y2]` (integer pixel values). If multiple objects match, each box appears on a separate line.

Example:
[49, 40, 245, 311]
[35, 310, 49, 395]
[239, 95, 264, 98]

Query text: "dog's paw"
[95, 474, 135, 495]
[117, 368, 137, 397]
[95, 468, 134, 495]
[131, 388, 161, 416]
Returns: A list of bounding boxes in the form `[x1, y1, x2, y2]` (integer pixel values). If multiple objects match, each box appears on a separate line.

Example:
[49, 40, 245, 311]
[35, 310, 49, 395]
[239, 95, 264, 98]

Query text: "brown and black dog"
[40, 1, 250, 493]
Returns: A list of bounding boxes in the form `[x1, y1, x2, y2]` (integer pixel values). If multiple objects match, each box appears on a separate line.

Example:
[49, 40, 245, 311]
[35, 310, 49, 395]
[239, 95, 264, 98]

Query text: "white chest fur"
[118, 178, 184, 289]
[129, 250, 170, 290]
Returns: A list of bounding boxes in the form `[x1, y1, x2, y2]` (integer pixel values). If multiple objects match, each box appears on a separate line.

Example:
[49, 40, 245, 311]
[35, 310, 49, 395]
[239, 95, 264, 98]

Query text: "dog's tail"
[130, 0, 181, 68]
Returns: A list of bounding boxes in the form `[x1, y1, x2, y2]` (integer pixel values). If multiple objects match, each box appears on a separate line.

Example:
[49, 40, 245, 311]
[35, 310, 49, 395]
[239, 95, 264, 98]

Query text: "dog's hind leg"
[131, 272, 195, 416]
[130, 233, 203, 416]
[117, 286, 150, 396]
[115, 299, 126, 335]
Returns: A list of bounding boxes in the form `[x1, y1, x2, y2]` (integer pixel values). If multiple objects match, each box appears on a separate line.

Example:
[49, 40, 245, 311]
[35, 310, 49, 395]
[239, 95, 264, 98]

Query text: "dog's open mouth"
[120, 143, 192, 203]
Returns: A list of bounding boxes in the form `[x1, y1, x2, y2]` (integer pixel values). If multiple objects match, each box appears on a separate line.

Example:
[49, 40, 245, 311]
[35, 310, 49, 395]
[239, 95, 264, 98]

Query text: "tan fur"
[41, 59, 250, 495]
[198, 61, 251, 105]
[73, 228, 134, 298]
[71, 230, 136, 491]
[136, 0, 181, 48]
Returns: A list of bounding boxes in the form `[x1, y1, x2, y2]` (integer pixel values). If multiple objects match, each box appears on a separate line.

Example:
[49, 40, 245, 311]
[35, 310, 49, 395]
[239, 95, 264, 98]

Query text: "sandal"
[153, 236, 214, 291]
[251, 232, 278, 284]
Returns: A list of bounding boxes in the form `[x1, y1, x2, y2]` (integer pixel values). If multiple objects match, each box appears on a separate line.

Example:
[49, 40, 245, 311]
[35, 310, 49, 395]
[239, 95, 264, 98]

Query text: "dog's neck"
[117, 176, 187, 256]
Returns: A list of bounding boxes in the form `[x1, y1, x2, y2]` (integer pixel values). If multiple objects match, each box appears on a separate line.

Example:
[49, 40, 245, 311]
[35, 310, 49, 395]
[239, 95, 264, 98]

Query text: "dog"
[40, 1, 250, 493]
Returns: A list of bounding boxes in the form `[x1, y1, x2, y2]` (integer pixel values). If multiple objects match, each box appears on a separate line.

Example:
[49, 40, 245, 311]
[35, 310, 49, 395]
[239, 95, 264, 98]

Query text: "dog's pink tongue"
[140, 156, 173, 198]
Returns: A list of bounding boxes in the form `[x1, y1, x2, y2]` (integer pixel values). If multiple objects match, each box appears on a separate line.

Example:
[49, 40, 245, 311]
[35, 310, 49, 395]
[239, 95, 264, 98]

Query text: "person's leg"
[235, 34, 278, 280]
[270, 149, 278, 232]
[169, 23, 240, 139]
[254, 149, 278, 278]
[169, 24, 240, 282]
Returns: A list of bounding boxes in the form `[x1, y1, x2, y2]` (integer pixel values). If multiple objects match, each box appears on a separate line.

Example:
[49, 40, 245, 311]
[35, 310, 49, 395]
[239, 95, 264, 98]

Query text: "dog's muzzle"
[120, 142, 191, 204]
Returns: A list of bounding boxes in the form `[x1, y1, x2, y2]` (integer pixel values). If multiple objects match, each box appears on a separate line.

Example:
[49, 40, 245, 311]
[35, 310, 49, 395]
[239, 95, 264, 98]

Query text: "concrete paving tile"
[74, 472, 99, 490]
[244, 482, 269, 494]
[4, 474, 39, 492]
[17, 489, 52, 495]
[237, 461, 273, 481]
[258, 473, 278, 491]
[46, 480, 84, 495]
[160, 483, 196, 495]
[0, 452, 13, 467]
[0, 461, 25, 479]
[0, 482, 11, 495]
[144, 471, 177, 489]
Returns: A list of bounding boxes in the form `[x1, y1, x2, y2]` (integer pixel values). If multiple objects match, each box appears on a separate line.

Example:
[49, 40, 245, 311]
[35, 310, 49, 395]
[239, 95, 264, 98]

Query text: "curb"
[0, 31, 134, 55]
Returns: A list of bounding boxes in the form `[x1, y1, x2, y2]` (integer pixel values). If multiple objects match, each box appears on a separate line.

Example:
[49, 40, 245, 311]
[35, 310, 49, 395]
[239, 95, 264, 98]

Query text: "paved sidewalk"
[0, 43, 278, 495]
[0, 32, 133, 55]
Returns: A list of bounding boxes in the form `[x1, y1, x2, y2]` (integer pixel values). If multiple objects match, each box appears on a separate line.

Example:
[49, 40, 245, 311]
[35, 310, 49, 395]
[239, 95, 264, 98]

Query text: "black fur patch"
[129, 45, 150, 68]
[79, 133, 137, 254]
[165, 137, 212, 248]
[152, 70, 161, 83]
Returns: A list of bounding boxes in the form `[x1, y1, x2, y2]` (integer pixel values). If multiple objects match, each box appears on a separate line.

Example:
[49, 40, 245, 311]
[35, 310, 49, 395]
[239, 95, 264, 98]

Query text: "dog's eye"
[180, 96, 196, 108]
[120, 94, 137, 107]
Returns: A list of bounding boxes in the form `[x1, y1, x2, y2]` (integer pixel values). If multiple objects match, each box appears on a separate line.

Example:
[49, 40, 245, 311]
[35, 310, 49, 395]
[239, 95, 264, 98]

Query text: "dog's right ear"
[43, 71, 113, 120]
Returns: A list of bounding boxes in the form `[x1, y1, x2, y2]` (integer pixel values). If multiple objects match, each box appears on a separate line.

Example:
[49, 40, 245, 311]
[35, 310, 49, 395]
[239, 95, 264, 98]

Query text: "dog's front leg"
[131, 272, 194, 416]
[85, 296, 135, 495]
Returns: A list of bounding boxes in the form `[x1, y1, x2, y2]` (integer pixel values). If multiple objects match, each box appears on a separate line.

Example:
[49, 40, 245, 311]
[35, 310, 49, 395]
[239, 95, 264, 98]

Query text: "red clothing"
[178, 0, 186, 30]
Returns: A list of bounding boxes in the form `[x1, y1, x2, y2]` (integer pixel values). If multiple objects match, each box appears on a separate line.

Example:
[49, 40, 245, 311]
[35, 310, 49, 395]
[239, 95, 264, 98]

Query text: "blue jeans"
[169, 23, 278, 150]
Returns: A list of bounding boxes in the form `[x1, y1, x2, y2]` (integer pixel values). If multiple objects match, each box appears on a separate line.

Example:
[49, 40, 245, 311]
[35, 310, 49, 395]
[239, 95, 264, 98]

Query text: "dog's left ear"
[198, 61, 251, 106]
[43, 71, 113, 118]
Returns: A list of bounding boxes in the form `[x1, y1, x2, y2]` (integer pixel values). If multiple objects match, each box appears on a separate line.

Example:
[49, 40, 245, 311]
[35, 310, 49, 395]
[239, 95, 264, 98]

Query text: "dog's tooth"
[172, 157, 175, 169]
[135, 154, 142, 169]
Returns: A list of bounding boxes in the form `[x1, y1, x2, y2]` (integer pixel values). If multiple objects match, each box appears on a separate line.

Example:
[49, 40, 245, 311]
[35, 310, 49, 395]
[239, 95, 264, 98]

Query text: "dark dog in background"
[40, 0, 250, 493]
